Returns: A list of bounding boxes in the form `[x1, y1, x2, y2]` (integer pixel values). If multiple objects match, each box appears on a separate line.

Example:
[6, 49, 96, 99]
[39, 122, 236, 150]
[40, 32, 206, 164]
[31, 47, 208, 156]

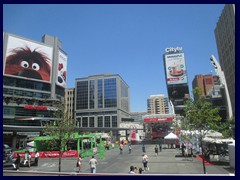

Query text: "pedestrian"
[23, 151, 28, 166]
[28, 153, 31, 168]
[184, 147, 189, 160]
[111, 142, 115, 149]
[142, 144, 145, 153]
[119, 143, 123, 154]
[128, 144, 132, 154]
[134, 166, 138, 173]
[15, 154, 21, 171]
[181, 143, 185, 157]
[139, 167, 144, 174]
[128, 165, 135, 174]
[154, 145, 158, 156]
[142, 153, 149, 171]
[34, 151, 39, 166]
[76, 154, 83, 173]
[159, 142, 162, 152]
[89, 155, 97, 173]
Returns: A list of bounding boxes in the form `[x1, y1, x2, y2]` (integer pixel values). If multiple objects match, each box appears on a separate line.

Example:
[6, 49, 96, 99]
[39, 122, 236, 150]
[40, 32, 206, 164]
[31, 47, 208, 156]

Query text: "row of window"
[76, 78, 118, 110]
[4, 88, 51, 99]
[3, 106, 53, 117]
[76, 116, 118, 128]
[76, 111, 117, 116]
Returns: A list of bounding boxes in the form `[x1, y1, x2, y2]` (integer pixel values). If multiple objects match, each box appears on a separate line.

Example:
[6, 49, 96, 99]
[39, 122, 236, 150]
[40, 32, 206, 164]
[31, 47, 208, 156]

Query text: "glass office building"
[75, 74, 130, 129]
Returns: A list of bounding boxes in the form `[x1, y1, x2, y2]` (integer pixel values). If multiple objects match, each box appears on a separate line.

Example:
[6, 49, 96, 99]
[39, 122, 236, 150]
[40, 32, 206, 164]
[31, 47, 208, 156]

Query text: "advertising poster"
[4, 35, 53, 83]
[165, 53, 187, 85]
[56, 49, 67, 87]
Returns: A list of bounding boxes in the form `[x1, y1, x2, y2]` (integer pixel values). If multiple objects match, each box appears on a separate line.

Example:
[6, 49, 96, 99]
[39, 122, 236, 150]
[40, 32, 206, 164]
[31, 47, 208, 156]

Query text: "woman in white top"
[77, 154, 83, 173]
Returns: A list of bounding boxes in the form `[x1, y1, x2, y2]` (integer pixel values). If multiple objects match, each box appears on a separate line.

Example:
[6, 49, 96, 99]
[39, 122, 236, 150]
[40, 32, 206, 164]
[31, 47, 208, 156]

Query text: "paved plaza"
[3, 144, 234, 176]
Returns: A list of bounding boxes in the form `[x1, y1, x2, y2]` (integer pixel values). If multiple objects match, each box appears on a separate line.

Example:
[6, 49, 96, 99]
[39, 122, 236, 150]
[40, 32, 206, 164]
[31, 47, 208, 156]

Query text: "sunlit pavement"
[3, 144, 234, 176]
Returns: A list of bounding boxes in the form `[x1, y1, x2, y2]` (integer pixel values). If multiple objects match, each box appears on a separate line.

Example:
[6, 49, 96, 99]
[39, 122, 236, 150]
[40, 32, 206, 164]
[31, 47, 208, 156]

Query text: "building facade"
[147, 94, 169, 114]
[192, 74, 218, 98]
[75, 74, 130, 130]
[214, 4, 235, 118]
[65, 88, 75, 120]
[3, 32, 67, 148]
[192, 74, 227, 120]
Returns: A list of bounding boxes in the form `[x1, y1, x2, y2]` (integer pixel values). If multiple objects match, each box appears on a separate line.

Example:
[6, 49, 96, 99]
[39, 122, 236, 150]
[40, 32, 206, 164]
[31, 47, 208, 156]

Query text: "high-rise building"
[75, 74, 130, 130]
[163, 47, 190, 116]
[192, 74, 227, 120]
[147, 94, 169, 114]
[65, 88, 75, 120]
[3, 32, 67, 148]
[214, 4, 235, 118]
[192, 74, 218, 98]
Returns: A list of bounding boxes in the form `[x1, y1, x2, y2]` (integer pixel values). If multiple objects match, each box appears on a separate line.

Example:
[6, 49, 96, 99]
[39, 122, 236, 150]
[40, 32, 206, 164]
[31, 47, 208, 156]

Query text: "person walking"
[128, 144, 132, 154]
[89, 155, 98, 173]
[159, 142, 162, 152]
[142, 153, 149, 171]
[154, 145, 159, 156]
[23, 151, 29, 166]
[181, 143, 185, 157]
[15, 154, 21, 171]
[76, 154, 83, 173]
[28, 153, 31, 168]
[142, 144, 146, 153]
[119, 143, 123, 154]
[34, 151, 39, 166]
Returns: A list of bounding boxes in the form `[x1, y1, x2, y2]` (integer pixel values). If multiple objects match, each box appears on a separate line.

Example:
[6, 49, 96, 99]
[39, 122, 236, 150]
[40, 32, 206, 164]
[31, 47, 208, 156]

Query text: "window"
[98, 116, 103, 127]
[89, 117, 94, 127]
[76, 81, 88, 110]
[112, 116, 117, 127]
[104, 78, 117, 108]
[104, 116, 110, 127]
[82, 117, 88, 127]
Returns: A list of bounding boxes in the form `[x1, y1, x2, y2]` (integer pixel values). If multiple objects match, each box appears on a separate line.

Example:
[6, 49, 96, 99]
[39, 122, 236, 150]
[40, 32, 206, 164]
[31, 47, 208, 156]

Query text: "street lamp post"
[210, 55, 233, 119]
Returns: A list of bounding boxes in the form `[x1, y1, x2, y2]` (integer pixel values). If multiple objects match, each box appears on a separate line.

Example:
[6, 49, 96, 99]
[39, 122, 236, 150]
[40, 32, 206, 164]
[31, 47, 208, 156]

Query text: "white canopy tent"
[27, 141, 34, 147]
[164, 132, 179, 140]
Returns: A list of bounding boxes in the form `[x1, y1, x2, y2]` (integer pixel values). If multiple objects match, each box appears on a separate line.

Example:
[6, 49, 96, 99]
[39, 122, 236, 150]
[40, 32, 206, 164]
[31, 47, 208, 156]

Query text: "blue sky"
[3, 4, 225, 112]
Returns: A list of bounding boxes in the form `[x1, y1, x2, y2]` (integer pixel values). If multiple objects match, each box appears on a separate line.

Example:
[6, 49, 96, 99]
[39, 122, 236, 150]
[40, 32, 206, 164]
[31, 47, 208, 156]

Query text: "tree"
[42, 100, 76, 172]
[216, 118, 235, 138]
[182, 87, 221, 174]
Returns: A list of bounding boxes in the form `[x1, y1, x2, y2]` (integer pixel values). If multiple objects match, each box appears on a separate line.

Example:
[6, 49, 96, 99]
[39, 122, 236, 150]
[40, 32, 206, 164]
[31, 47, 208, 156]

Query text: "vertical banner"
[130, 129, 136, 143]
[56, 49, 67, 87]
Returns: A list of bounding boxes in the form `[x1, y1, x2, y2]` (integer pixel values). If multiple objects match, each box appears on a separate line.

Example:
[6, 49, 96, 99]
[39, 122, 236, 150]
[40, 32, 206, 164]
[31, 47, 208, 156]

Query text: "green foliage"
[215, 118, 235, 138]
[182, 87, 221, 132]
[42, 100, 76, 172]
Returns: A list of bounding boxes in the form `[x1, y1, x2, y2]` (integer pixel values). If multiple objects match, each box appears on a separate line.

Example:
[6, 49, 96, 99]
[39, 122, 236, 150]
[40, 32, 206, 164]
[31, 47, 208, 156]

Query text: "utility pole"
[210, 55, 233, 119]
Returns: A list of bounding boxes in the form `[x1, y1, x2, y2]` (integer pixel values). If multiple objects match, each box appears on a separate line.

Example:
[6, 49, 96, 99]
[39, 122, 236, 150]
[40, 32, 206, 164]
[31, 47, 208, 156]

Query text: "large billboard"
[4, 35, 53, 83]
[56, 49, 67, 87]
[165, 53, 187, 85]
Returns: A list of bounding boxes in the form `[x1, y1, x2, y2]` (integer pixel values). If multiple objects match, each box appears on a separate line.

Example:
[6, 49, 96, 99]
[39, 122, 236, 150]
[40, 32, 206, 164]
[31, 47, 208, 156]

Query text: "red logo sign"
[24, 105, 47, 111]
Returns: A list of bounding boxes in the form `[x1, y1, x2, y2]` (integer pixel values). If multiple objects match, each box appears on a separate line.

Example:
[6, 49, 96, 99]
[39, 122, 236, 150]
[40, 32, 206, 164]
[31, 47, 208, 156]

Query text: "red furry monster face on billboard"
[5, 46, 51, 82]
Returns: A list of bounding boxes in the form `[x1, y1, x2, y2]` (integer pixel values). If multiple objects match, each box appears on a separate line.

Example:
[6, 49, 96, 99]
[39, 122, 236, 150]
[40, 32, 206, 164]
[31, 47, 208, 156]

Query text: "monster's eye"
[32, 63, 40, 71]
[20, 61, 29, 68]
